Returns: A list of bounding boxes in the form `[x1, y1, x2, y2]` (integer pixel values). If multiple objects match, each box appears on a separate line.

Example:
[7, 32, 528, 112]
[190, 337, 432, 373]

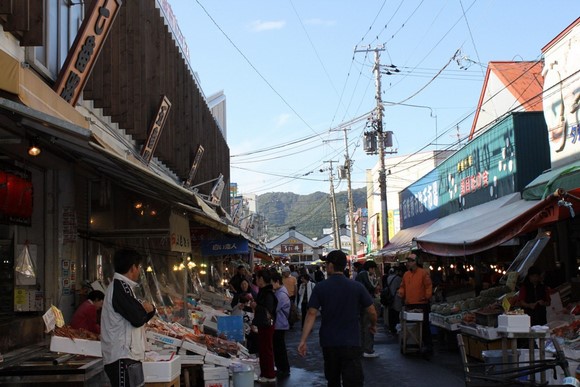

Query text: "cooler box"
[143, 355, 181, 383]
[50, 336, 102, 357]
[497, 314, 530, 333]
[403, 311, 423, 321]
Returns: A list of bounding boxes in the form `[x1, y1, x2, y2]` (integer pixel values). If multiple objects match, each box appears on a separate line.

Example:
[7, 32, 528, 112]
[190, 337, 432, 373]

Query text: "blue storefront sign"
[201, 238, 249, 256]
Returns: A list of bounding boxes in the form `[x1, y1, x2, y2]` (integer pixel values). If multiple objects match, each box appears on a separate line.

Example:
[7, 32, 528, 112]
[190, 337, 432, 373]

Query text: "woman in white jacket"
[296, 274, 316, 328]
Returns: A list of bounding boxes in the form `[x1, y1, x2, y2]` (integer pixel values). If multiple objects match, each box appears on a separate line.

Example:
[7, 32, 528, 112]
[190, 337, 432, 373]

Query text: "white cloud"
[275, 113, 291, 128]
[250, 20, 286, 32]
[304, 18, 336, 27]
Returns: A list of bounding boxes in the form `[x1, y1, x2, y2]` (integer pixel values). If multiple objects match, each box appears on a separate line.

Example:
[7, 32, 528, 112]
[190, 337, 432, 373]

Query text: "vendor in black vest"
[517, 265, 551, 326]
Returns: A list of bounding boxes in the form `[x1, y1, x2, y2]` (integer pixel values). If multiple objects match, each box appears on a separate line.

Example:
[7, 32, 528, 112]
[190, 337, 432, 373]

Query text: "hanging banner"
[142, 95, 172, 164]
[170, 210, 191, 253]
[54, 0, 123, 105]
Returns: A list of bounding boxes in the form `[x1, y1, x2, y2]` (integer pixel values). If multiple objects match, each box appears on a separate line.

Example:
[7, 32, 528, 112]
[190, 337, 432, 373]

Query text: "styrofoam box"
[498, 314, 530, 329]
[403, 311, 423, 321]
[181, 339, 208, 356]
[203, 365, 229, 380]
[146, 331, 183, 347]
[50, 335, 102, 357]
[143, 355, 181, 383]
[205, 351, 233, 367]
[204, 379, 229, 387]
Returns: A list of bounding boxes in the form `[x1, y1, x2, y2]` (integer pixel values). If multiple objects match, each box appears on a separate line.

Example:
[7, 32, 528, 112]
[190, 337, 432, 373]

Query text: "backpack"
[380, 286, 393, 306]
[380, 276, 396, 306]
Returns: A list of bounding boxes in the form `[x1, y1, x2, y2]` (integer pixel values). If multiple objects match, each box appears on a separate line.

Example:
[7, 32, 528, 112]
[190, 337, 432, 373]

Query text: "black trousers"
[104, 358, 145, 387]
[273, 329, 290, 374]
[388, 307, 400, 334]
[322, 346, 364, 387]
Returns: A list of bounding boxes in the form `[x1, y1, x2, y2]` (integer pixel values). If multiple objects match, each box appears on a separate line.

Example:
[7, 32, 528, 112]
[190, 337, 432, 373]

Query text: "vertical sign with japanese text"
[170, 210, 192, 253]
[185, 145, 205, 187]
[141, 95, 172, 164]
[210, 174, 225, 204]
[54, 0, 123, 106]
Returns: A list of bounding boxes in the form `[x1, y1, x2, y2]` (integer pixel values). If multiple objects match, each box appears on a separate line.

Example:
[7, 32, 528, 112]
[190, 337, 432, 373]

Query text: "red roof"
[469, 61, 543, 140]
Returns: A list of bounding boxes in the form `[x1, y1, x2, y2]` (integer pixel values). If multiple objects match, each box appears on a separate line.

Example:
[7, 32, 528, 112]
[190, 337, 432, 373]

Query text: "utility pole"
[324, 160, 341, 250]
[355, 44, 389, 247]
[342, 128, 358, 259]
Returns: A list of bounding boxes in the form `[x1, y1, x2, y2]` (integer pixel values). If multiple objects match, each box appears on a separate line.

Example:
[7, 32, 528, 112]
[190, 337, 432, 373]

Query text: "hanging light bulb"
[172, 265, 178, 271]
[28, 140, 41, 156]
[146, 265, 153, 272]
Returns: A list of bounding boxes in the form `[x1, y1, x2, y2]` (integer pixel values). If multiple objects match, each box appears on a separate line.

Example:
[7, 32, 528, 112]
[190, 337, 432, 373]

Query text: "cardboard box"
[497, 314, 530, 332]
[143, 355, 181, 383]
[204, 379, 229, 387]
[50, 335, 102, 357]
[403, 311, 423, 321]
[204, 351, 233, 367]
[203, 365, 229, 380]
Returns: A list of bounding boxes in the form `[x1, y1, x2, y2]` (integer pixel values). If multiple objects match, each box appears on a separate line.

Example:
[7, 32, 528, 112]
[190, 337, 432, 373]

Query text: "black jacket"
[253, 284, 278, 327]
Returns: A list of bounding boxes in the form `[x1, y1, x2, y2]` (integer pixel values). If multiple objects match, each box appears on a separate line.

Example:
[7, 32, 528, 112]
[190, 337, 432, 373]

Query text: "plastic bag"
[15, 244, 36, 279]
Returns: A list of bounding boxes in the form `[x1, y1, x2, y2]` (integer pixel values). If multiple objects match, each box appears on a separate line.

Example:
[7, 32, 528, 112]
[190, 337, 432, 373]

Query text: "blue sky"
[167, 0, 579, 196]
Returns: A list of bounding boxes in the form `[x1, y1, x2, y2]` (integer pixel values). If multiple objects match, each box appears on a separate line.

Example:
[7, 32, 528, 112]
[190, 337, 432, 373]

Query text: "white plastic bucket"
[231, 363, 254, 387]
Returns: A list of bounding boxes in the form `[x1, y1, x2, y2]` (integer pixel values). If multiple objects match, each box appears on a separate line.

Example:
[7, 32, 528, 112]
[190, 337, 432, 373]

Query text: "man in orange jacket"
[398, 252, 433, 354]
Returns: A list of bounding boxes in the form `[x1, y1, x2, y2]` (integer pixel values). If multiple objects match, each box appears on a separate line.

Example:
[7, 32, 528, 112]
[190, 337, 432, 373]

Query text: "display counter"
[0, 344, 106, 386]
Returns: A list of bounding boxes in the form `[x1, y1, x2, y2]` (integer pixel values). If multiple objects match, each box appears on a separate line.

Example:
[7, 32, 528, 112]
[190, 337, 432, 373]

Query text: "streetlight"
[382, 101, 438, 151]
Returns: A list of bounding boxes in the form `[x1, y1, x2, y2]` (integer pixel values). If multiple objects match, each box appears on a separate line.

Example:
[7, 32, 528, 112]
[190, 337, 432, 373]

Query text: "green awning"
[523, 160, 580, 200]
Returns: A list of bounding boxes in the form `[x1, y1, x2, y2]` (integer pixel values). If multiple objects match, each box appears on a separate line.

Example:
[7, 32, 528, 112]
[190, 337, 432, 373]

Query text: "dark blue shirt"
[308, 273, 373, 347]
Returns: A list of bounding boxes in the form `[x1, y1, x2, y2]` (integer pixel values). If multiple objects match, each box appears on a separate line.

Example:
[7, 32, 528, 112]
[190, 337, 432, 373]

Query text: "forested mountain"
[258, 188, 367, 240]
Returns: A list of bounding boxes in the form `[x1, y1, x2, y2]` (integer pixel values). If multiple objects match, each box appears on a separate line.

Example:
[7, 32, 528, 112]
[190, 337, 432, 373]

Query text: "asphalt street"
[258, 318, 466, 387]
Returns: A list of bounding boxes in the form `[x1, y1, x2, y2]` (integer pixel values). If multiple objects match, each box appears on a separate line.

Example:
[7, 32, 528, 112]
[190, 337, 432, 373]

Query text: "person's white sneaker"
[363, 351, 379, 358]
[257, 376, 277, 383]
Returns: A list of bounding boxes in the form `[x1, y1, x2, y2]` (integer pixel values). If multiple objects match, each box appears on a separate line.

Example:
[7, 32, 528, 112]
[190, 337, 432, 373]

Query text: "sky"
[167, 0, 579, 196]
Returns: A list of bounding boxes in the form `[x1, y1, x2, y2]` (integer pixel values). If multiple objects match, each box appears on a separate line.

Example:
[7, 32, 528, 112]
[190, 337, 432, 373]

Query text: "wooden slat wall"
[20, 0, 42, 46]
[0, 0, 230, 205]
[2, 0, 28, 32]
[82, 0, 230, 197]
[0, 0, 43, 46]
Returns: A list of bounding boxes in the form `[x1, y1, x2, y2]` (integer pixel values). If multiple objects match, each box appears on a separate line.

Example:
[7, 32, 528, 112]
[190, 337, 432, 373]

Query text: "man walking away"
[356, 260, 379, 357]
[398, 253, 433, 354]
[101, 248, 156, 387]
[298, 250, 377, 387]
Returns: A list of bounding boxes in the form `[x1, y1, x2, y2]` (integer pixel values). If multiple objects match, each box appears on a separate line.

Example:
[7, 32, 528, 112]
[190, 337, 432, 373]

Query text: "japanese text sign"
[54, 0, 122, 106]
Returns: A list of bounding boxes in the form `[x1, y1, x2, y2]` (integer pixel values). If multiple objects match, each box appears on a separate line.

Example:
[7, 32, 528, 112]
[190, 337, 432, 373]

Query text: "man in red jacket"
[70, 290, 105, 335]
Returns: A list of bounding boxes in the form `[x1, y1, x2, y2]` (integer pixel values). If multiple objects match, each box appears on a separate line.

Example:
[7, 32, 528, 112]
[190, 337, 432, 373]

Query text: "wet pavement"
[258, 318, 466, 386]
